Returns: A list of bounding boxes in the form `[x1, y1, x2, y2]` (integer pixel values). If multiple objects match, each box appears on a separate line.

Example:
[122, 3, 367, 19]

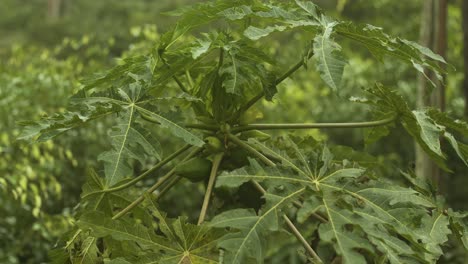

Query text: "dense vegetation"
[1, 0, 467, 263]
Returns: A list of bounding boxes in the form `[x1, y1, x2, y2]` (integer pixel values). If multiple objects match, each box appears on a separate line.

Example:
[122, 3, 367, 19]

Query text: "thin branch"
[112, 147, 202, 220]
[231, 51, 314, 122]
[112, 170, 175, 220]
[184, 123, 219, 131]
[185, 70, 194, 89]
[172, 75, 189, 93]
[275, 51, 314, 86]
[197, 153, 224, 225]
[252, 181, 326, 223]
[154, 176, 182, 200]
[231, 115, 397, 133]
[140, 112, 218, 131]
[162, 56, 189, 93]
[227, 133, 276, 167]
[83, 145, 191, 198]
[283, 215, 323, 264]
[217, 47, 224, 71]
[251, 180, 267, 193]
[251, 181, 323, 263]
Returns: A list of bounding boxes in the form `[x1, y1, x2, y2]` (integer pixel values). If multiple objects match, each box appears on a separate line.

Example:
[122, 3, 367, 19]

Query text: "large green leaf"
[335, 23, 445, 86]
[242, 2, 320, 40]
[78, 202, 224, 264]
[99, 106, 161, 186]
[78, 212, 173, 251]
[216, 139, 449, 262]
[359, 84, 468, 171]
[18, 95, 122, 142]
[313, 18, 347, 92]
[136, 106, 204, 147]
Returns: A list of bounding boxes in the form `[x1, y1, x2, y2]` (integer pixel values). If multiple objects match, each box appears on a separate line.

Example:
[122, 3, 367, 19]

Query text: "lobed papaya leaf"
[217, 139, 452, 262]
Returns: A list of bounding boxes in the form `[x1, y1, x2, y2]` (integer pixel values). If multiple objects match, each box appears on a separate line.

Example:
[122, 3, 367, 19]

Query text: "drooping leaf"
[242, 3, 320, 41]
[335, 23, 446, 86]
[358, 84, 468, 171]
[448, 210, 468, 250]
[82, 55, 154, 92]
[313, 18, 347, 92]
[18, 96, 122, 142]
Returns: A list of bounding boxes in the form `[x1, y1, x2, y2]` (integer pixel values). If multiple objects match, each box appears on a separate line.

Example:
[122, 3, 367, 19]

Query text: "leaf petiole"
[231, 50, 315, 122]
[227, 133, 276, 167]
[251, 181, 323, 263]
[231, 115, 397, 133]
[84, 145, 192, 197]
[197, 153, 224, 225]
[140, 111, 218, 131]
[112, 147, 202, 220]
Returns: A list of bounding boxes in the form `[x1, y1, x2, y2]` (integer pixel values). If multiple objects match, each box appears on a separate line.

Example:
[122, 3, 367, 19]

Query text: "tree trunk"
[463, 0, 468, 116]
[434, 0, 447, 111]
[415, 0, 447, 188]
[48, 0, 62, 20]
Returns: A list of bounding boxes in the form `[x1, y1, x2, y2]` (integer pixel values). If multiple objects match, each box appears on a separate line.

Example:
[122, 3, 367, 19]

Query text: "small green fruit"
[205, 136, 223, 153]
[175, 157, 212, 182]
[239, 107, 263, 125]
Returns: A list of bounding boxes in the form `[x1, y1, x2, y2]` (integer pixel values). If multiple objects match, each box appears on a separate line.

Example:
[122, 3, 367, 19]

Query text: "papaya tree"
[21, 0, 468, 263]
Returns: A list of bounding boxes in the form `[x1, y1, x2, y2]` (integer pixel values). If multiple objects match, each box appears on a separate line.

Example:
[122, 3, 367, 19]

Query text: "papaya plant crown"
[21, 0, 468, 263]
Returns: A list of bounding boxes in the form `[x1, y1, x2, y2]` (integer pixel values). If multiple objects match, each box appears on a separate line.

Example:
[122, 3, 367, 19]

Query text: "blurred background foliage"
[0, 0, 466, 263]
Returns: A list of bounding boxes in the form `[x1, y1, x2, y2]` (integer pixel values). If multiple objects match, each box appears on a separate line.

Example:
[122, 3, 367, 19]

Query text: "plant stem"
[112, 147, 202, 220]
[161, 56, 189, 93]
[231, 51, 314, 122]
[184, 123, 219, 131]
[185, 70, 194, 88]
[283, 215, 323, 264]
[252, 181, 327, 223]
[231, 115, 397, 133]
[227, 133, 276, 167]
[217, 48, 224, 70]
[251, 181, 323, 263]
[197, 153, 224, 225]
[140, 112, 218, 131]
[154, 176, 181, 200]
[83, 145, 191, 198]
[251, 180, 267, 193]
[112, 170, 176, 220]
[172, 75, 189, 93]
[275, 51, 314, 86]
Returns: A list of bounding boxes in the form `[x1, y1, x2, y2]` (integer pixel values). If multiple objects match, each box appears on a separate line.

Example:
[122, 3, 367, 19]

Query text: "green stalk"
[251, 181, 323, 263]
[172, 75, 189, 93]
[112, 170, 176, 220]
[154, 176, 182, 200]
[197, 153, 224, 225]
[112, 147, 202, 220]
[140, 111, 218, 131]
[231, 51, 314, 122]
[217, 47, 224, 71]
[227, 133, 276, 167]
[83, 145, 191, 198]
[231, 115, 397, 133]
[161, 55, 189, 93]
[283, 215, 323, 264]
[184, 123, 219, 131]
[185, 70, 194, 88]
